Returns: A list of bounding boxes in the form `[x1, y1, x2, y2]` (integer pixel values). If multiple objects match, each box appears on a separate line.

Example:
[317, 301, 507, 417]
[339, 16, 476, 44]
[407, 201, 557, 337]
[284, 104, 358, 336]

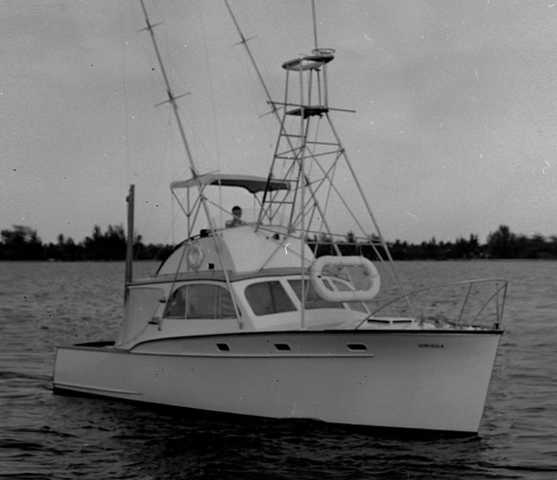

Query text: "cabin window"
[245, 281, 296, 316]
[288, 279, 343, 309]
[164, 284, 236, 319]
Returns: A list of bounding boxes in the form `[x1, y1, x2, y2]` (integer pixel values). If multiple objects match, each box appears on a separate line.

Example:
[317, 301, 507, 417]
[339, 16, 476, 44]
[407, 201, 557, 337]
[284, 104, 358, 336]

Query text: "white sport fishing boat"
[53, 1, 507, 434]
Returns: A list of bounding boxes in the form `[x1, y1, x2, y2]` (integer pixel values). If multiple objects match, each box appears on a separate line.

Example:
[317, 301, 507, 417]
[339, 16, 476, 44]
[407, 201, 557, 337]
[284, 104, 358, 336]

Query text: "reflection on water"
[1, 260, 557, 479]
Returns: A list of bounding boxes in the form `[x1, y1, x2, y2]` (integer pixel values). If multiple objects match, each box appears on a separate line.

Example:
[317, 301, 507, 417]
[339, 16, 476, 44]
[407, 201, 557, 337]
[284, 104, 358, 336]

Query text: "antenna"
[311, 0, 318, 50]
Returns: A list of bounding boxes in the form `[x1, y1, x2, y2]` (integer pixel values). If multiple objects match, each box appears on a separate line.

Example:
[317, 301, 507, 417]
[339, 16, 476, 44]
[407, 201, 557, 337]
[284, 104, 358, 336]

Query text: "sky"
[3, 0, 557, 244]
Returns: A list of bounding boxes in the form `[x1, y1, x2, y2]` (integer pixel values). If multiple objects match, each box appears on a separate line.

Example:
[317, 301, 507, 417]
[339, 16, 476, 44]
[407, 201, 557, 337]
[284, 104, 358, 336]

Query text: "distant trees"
[486, 225, 556, 259]
[1, 222, 557, 261]
[0, 224, 173, 261]
[83, 224, 127, 260]
[486, 225, 515, 258]
[385, 234, 480, 260]
[310, 225, 557, 260]
[454, 234, 480, 259]
[0, 225, 43, 260]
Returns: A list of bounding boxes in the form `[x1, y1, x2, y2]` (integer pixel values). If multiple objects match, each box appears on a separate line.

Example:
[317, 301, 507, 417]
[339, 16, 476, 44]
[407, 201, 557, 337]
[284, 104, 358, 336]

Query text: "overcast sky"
[3, 0, 557, 244]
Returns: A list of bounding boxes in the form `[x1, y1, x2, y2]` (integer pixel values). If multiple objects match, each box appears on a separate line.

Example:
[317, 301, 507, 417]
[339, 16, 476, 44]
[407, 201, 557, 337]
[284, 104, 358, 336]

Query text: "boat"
[52, 1, 507, 434]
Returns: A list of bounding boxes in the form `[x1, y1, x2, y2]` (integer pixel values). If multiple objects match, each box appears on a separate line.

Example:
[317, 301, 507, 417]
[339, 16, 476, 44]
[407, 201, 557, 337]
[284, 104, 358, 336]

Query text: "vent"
[216, 343, 230, 352]
[274, 343, 291, 351]
[368, 317, 413, 325]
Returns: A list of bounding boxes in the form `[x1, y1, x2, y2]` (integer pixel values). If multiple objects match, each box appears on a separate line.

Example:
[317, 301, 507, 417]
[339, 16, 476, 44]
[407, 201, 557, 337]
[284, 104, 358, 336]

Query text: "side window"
[165, 286, 187, 318]
[245, 281, 296, 316]
[164, 284, 236, 319]
[288, 279, 343, 309]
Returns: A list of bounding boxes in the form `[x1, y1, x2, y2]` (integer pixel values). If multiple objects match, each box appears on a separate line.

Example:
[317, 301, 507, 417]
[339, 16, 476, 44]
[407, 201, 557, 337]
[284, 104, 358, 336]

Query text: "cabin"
[117, 174, 378, 348]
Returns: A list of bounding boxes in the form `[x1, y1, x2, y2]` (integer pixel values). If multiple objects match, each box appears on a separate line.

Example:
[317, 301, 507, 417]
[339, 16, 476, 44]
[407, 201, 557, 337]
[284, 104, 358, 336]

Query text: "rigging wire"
[197, 1, 223, 227]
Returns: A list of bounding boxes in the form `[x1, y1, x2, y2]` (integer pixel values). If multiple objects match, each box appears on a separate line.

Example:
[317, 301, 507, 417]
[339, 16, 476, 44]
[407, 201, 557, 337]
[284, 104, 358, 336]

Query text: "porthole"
[347, 343, 367, 351]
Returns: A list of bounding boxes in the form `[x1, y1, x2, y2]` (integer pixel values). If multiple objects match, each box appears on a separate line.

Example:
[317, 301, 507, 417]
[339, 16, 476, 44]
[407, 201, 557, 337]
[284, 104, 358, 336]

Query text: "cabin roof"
[170, 173, 290, 194]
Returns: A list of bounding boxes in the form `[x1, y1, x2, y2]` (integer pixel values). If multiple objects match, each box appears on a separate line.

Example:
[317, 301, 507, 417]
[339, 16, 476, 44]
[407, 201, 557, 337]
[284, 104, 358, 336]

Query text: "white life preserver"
[186, 243, 205, 271]
[310, 255, 380, 302]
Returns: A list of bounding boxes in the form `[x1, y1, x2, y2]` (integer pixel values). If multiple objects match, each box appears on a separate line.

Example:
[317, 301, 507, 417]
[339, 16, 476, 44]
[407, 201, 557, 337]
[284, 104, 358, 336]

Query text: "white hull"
[53, 330, 501, 433]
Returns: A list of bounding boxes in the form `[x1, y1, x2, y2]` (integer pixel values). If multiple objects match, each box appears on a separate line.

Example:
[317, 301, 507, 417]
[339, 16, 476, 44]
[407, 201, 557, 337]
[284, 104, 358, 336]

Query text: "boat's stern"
[52, 342, 141, 400]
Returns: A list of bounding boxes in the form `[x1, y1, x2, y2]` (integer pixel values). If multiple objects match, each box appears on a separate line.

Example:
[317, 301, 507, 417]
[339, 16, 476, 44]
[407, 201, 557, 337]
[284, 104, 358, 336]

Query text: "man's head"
[232, 205, 242, 219]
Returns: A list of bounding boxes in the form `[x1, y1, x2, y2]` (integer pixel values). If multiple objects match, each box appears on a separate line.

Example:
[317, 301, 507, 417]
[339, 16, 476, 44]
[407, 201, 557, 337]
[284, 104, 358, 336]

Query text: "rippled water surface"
[1, 260, 557, 479]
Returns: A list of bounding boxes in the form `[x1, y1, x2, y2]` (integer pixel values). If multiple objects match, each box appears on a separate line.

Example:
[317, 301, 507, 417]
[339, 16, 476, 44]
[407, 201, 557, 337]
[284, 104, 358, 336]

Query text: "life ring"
[186, 243, 205, 271]
[310, 255, 380, 302]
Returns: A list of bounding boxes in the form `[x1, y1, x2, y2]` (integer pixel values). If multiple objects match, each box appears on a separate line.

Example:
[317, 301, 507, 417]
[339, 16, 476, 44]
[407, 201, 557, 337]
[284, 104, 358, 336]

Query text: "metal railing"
[356, 278, 508, 330]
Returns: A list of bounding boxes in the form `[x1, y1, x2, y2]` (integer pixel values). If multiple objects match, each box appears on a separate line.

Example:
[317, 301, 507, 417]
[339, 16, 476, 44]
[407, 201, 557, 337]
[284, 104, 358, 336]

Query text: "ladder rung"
[287, 106, 329, 118]
[280, 133, 304, 138]
[305, 141, 339, 146]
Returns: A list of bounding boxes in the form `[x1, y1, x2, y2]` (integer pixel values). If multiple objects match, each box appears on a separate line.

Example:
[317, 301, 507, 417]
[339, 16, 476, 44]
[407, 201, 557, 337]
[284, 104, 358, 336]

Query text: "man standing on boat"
[226, 205, 245, 227]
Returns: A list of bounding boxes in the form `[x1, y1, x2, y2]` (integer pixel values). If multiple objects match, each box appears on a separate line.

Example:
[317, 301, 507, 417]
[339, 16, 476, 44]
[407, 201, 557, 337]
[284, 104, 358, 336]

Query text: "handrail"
[470, 281, 508, 329]
[355, 278, 508, 330]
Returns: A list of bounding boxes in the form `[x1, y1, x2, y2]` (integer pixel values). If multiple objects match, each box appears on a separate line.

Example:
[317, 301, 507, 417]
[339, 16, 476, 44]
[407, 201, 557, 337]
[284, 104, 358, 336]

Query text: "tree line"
[1, 224, 556, 261]
[0, 224, 172, 261]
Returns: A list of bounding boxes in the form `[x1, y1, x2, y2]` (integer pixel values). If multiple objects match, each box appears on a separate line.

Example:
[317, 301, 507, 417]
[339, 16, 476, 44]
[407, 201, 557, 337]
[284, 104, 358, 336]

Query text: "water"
[1, 260, 556, 479]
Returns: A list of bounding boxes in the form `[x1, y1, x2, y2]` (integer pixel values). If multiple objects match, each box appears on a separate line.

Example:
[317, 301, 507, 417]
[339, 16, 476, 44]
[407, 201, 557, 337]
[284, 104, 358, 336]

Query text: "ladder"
[256, 48, 343, 238]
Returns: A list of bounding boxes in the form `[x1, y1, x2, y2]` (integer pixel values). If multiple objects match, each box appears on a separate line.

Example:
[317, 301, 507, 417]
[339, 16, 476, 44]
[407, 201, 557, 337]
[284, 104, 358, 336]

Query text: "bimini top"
[170, 173, 290, 194]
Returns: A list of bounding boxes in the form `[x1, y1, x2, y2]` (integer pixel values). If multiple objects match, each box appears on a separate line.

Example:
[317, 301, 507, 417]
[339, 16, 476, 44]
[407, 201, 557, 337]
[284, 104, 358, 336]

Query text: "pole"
[125, 184, 135, 287]
[311, 0, 318, 50]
